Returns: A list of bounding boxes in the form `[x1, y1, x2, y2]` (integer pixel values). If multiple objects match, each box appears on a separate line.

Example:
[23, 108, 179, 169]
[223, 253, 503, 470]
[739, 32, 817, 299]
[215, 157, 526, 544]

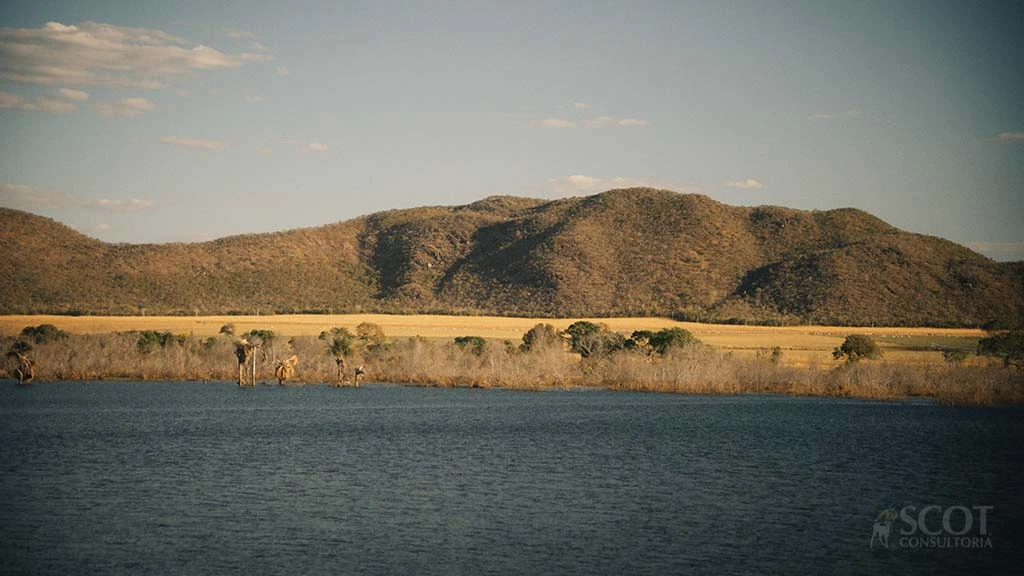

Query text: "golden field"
[0, 314, 985, 366]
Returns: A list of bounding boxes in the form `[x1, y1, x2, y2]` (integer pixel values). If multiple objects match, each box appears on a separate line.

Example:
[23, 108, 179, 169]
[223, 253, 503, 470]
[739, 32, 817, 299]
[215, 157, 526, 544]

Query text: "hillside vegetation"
[1, 188, 1021, 327]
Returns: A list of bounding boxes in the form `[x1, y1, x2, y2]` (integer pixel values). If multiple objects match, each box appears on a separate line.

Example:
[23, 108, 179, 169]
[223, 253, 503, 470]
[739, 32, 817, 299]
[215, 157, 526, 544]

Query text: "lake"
[1, 382, 1021, 575]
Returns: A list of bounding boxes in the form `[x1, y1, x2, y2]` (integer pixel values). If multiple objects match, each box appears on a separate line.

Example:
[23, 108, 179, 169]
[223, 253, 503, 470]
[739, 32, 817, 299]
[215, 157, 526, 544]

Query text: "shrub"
[20, 324, 69, 345]
[521, 323, 562, 353]
[7, 340, 33, 356]
[942, 349, 968, 365]
[219, 323, 236, 336]
[247, 329, 275, 346]
[977, 331, 1024, 368]
[832, 334, 881, 363]
[565, 321, 626, 359]
[454, 336, 487, 355]
[647, 328, 699, 355]
[136, 331, 176, 355]
[356, 322, 386, 348]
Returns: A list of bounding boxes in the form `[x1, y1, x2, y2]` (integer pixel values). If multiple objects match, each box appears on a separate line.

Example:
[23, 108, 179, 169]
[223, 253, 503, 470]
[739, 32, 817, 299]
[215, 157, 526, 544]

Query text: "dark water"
[1, 382, 1021, 575]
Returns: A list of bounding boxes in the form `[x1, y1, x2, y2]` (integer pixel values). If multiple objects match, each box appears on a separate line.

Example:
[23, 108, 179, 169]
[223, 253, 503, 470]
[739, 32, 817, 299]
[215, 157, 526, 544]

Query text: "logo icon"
[871, 507, 898, 549]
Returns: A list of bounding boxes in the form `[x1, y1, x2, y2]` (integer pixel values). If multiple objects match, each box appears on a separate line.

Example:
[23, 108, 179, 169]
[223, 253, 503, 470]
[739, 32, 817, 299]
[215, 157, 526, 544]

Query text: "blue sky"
[1, 1, 1021, 260]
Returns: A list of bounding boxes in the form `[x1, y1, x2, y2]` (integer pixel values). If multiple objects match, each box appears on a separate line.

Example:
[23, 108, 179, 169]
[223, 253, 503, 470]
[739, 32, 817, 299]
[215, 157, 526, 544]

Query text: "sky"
[0, 1, 1021, 260]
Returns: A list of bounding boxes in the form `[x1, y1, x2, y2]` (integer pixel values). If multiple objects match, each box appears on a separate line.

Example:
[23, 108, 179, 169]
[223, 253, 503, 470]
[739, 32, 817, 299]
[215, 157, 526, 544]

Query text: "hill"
[1, 188, 1020, 326]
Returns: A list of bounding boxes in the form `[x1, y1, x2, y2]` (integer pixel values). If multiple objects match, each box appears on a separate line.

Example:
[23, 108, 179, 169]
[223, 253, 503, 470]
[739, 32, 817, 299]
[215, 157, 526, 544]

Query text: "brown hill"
[1, 188, 1020, 326]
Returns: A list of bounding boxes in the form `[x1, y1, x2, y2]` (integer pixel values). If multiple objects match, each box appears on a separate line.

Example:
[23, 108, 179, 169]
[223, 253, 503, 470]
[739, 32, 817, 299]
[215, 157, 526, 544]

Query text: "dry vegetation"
[3, 188, 1021, 327]
[2, 315, 1019, 406]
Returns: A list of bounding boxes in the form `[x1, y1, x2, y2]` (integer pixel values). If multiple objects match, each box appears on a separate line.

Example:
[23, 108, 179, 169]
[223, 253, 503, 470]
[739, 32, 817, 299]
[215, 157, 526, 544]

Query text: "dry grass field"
[0, 314, 985, 366]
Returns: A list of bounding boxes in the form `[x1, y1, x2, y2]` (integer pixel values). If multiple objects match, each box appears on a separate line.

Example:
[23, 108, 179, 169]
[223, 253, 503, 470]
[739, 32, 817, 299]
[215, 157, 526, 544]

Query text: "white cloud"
[0, 21, 262, 89]
[160, 136, 228, 150]
[58, 88, 89, 101]
[276, 66, 290, 76]
[546, 174, 686, 197]
[540, 117, 575, 128]
[276, 139, 329, 153]
[88, 198, 154, 210]
[243, 94, 265, 103]
[992, 132, 1024, 143]
[965, 241, 1024, 261]
[223, 29, 256, 40]
[0, 90, 77, 113]
[582, 115, 649, 128]
[91, 223, 112, 233]
[574, 101, 591, 110]
[0, 183, 154, 211]
[93, 97, 155, 117]
[585, 116, 615, 128]
[808, 109, 861, 120]
[725, 178, 764, 190]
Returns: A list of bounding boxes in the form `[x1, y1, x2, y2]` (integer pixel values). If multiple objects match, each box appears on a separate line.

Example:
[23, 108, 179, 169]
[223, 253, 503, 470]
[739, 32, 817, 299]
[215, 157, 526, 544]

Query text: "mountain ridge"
[1, 188, 1020, 327]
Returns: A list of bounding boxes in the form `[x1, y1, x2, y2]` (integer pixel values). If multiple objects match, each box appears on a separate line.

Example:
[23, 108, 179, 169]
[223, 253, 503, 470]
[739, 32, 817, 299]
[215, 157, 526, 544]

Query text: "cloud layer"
[725, 178, 764, 189]
[0, 183, 154, 211]
[965, 241, 1024, 261]
[160, 136, 228, 150]
[0, 91, 77, 113]
[547, 174, 682, 196]
[808, 109, 861, 120]
[0, 21, 266, 88]
[94, 97, 155, 117]
[993, 132, 1024, 143]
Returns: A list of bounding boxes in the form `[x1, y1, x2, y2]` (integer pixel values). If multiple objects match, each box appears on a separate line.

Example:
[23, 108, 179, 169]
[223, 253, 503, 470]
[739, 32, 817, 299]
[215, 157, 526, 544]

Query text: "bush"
[565, 321, 626, 359]
[832, 334, 881, 363]
[648, 328, 699, 355]
[356, 322, 386, 348]
[521, 323, 562, 353]
[977, 331, 1024, 368]
[454, 336, 487, 355]
[136, 331, 176, 355]
[7, 340, 33, 356]
[942, 349, 969, 365]
[247, 329, 275, 346]
[20, 324, 69, 345]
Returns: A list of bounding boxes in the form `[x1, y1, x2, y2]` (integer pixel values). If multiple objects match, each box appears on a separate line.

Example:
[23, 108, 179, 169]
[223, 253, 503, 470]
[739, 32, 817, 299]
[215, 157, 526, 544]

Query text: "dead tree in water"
[6, 341, 35, 385]
[8, 352, 34, 384]
[274, 355, 299, 385]
[235, 338, 261, 387]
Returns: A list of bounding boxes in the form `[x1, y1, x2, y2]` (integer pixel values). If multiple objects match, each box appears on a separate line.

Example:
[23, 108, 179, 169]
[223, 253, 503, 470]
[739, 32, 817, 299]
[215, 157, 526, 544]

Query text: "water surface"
[1, 382, 1021, 575]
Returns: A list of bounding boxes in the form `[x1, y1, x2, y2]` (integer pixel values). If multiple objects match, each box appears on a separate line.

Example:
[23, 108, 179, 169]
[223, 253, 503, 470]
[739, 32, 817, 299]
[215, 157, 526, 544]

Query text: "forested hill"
[2, 188, 1021, 327]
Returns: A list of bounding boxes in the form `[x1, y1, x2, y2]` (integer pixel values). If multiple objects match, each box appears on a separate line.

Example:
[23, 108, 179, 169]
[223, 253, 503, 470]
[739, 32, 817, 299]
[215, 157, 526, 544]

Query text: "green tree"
[320, 327, 356, 357]
[521, 323, 562, 352]
[977, 331, 1024, 368]
[247, 329, 275, 346]
[136, 331, 176, 354]
[454, 336, 487, 355]
[20, 324, 68, 345]
[647, 328, 699, 355]
[564, 321, 625, 359]
[941, 349, 969, 365]
[832, 334, 881, 363]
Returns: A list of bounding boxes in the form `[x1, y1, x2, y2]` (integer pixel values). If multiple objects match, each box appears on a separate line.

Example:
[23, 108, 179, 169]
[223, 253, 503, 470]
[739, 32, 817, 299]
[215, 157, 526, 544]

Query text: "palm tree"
[6, 340, 34, 384]
[321, 328, 355, 385]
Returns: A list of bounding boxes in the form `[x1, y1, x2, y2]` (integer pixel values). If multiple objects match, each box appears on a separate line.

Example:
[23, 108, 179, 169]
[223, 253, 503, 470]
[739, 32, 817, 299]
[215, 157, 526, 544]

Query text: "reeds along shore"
[2, 332, 1021, 406]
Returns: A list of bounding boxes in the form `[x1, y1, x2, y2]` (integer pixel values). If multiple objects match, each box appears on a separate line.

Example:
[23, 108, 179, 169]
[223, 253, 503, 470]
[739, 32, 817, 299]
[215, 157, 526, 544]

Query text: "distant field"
[0, 314, 986, 366]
